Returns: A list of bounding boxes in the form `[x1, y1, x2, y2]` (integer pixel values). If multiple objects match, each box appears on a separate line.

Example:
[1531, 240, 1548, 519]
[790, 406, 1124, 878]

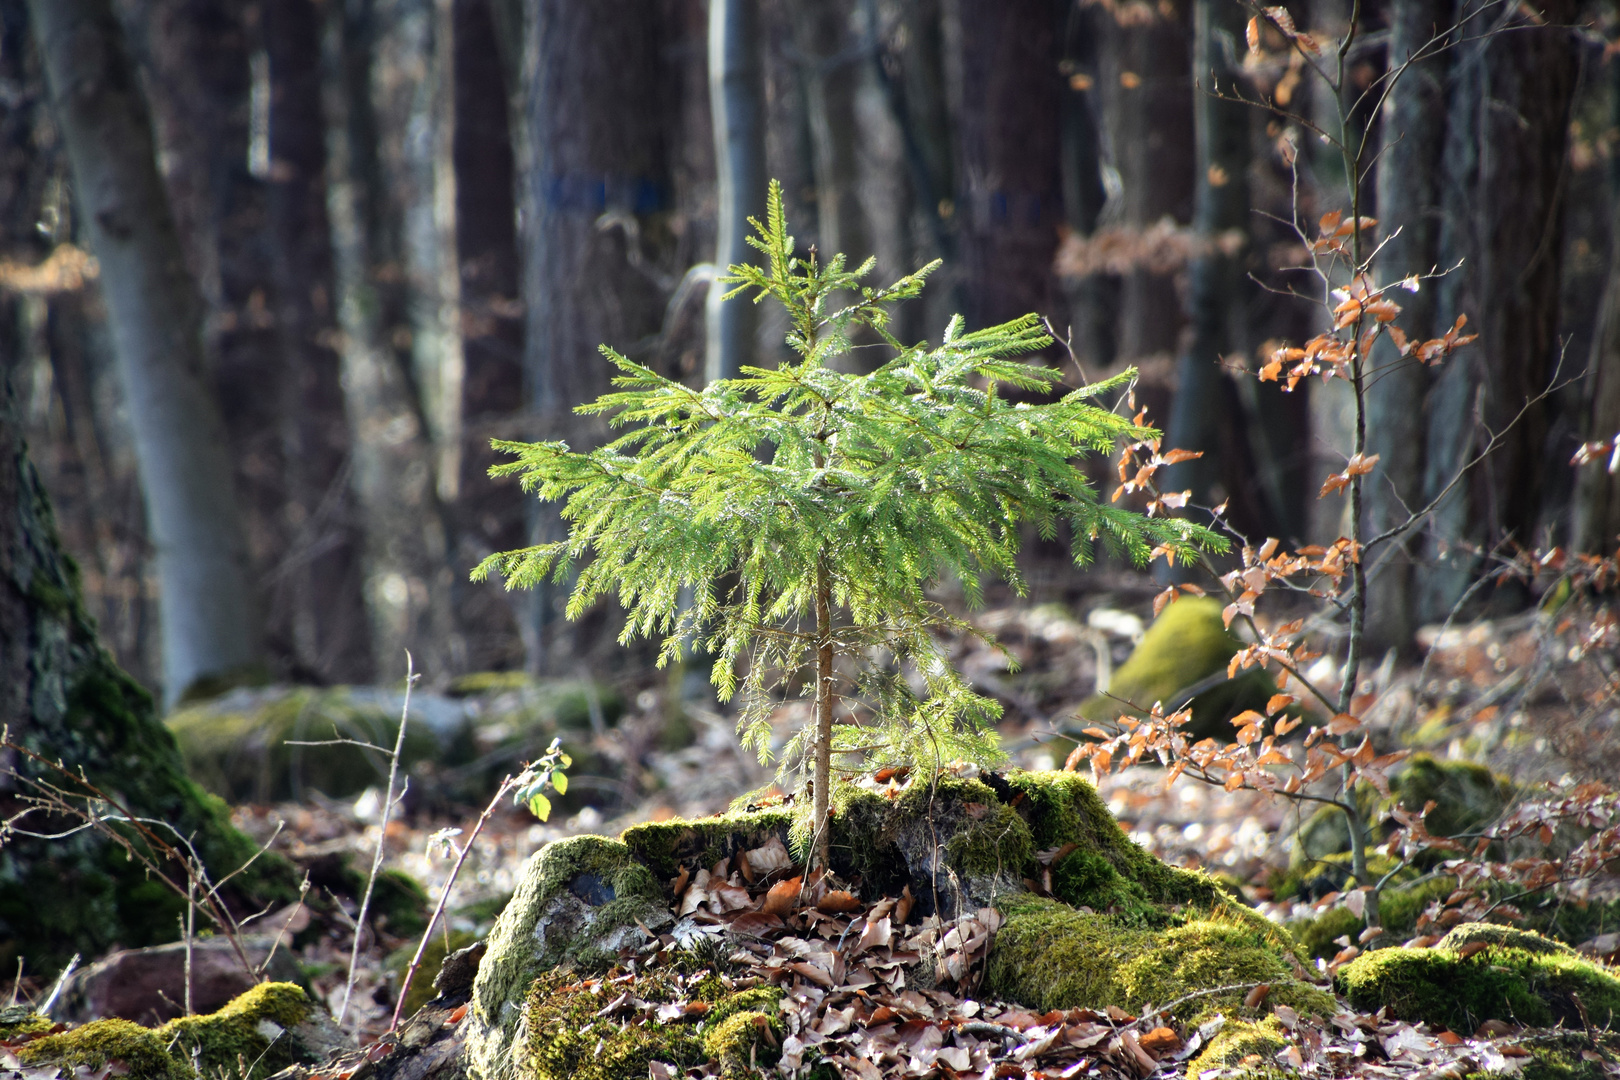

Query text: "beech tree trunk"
[706, 0, 765, 383]
[1363, 0, 1453, 652]
[28, 0, 263, 706]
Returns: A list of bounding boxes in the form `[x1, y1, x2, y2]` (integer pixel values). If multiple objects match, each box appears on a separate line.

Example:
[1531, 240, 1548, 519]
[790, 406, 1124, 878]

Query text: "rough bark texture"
[517, 0, 674, 671]
[1421, 1, 1579, 619]
[952, 0, 1063, 332]
[1575, 56, 1620, 554]
[1363, 0, 1454, 653]
[28, 0, 263, 705]
[0, 361, 289, 971]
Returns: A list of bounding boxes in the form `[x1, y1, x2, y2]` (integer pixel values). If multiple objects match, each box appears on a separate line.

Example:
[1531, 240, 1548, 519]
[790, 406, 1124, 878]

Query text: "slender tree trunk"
[951, 0, 1063, 331]
[451, 0, 527, 671]
[517, 0, 673, 672]
[1574, 55, 1620, 554]
[322, 0, 458, 680]
[263, 0, 376, 682]
[1421, 0, 1579, 619]
[28, 0, 263, 706]
[706, 0, 765, 383]
[1057, 0, 1116, 374]
[794, 0, 872, 270]
[1165, 0, 1249, 509]
[813, 557, 834, 870]
[1363, 0, 1453, 652]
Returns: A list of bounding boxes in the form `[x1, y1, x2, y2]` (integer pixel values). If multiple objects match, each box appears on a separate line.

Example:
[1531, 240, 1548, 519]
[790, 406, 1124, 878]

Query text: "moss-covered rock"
[1075, 597, 1278, 742]
[1336, 929, 1620, 1031]
[0, 1005, 53, 1039]
[1190, 1016, 1291, 1078]
[622, 808, 794, 881]
[464, 836, 672, 1080]
[518, 971, 702, 1080]
[984, 895, 1333, 1020]
[16, 983, 342, 1080]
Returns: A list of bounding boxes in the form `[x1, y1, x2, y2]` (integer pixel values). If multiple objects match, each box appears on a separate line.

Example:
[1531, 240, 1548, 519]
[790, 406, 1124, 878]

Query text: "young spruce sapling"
[474, 181, 1223, 866]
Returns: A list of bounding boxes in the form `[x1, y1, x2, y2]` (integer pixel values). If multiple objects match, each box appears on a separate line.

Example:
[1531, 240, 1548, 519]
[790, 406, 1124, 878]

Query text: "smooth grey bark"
[705, 0, 765, 383]
[27, 0, 263, 705]
[322, 0, 458, 680]
[1363, 0, 1453, 652]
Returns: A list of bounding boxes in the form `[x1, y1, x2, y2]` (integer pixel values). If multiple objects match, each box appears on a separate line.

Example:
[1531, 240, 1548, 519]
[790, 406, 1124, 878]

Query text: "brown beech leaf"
[817, 889, 862, 915]
[1243, 984, 1272, 1009]
[763, 876, 802, 918]
[1139, 1027, 1182, 1056]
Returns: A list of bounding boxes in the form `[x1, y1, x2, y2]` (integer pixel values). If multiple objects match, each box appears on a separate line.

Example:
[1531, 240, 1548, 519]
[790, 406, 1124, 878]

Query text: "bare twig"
[338, 651, 418, 1027]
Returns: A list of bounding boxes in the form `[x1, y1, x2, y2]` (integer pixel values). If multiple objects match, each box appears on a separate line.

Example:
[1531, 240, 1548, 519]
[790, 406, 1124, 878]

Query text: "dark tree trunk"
[1574, 54, 1620, 554]
[952, 0, 1063, 331]
[0, 357, 291, 971]
[1421, 0, 1579, 619]
[262, 0, 376, 682]
[27, 0, 264, 705]
[1363, 0, 1454, 652]
[516, 0, 675, 672]
[451, 0, 527, 672]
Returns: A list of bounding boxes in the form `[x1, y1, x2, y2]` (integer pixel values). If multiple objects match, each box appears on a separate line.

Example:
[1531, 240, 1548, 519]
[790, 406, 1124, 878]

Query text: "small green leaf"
[529, 793, 552, 821]
[559, 752, 573, 769]
[551, 771, 568, 795]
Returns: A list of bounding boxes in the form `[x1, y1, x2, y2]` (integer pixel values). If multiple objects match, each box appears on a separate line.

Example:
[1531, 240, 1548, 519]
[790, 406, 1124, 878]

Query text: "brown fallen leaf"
[1243, 984, 1272, 1009]
[1105, 1004, 1136, 1023]
[895, 884, 914, 927]
[763, 876, 802, 917]
[817, 889, 862, 914]
[1455, 941, 1489, 960]
[1437, 1030, 1463, 1045]
[1138, 1027, 1181, 1055]
[1475, 1019, 1519, 1038]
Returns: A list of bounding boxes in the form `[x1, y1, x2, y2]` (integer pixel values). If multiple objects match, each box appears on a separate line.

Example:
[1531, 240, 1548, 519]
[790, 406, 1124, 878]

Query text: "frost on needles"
[473, 180, 1224, 865]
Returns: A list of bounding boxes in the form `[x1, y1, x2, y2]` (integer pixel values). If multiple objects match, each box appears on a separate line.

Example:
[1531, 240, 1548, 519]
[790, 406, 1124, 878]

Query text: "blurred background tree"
[0, 0, 1607, 705]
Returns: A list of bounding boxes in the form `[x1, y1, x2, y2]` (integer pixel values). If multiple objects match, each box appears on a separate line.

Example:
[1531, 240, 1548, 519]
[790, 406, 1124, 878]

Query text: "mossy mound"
[465, 836, 672, 1080]
[1336, 929, 1620, 1031]
[1190, 1016, 1291, 1078]
[1075, 597, 1277, 742]
[1291, 755, 1514, 866]
[622, 807, 794, 881]
[699, 987, 785, 1077]
[0, 1005, 53, 1038]
[984, 895, 1333, 1020]
[16, 983, 338, 1080]
[166, 686, 444, 802]
[1285, 874, 1455, 960]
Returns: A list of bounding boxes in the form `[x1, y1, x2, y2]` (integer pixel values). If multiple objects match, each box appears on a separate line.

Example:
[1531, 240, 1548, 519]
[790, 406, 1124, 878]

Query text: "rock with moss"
[1336, 926, 1620, 1031]
[985, 895, 1334, 1020]
[17, 983, 345, 1080]
[463, 836, 672, 1080]
[1190, 1016, 1291, 1078]
[622, 808, 794, 881]
[1075, 597, 1277, 742]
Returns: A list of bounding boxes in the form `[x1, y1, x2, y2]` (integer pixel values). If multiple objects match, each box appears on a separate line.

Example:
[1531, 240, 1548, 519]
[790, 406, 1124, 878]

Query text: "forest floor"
[194, 587, 1620, 1076]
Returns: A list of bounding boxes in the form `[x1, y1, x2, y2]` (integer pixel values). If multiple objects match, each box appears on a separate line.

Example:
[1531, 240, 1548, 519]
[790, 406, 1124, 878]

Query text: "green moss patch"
[984, 896, 1331, 1020]
[1336, 931, 1620, 1031]
[17, 983, 316, 1080]
[1075, 597, 1278, 741]
[1190, 1016, 1291, 1078]
[622, 808, 794, 882]
[520, 971, 701, 1080]
[699, 988, 784, 1078]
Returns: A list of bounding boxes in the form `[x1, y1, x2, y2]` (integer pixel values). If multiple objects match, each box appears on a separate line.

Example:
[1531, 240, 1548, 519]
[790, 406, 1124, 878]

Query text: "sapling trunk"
[813, 557, 835, 870]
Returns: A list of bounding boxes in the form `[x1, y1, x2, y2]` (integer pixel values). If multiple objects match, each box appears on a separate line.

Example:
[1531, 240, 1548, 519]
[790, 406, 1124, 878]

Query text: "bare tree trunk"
[450, 0, 527, 672]
[794, 0, 872, 271]
[1165, 0, 1249, 511]
[706, 0, 765, 382]
[263, 0, 377, 683]
[1363, 0, 1453, 652]
[28, 0, 263, 706]
[1421, 0, 1579, 619]
[516, 0, 673, 672]
[812, 557, 833, 870]
[322, 0, 458, 681]
[1574, 54, 1620, 554]
[951, 0, 1063, 331]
